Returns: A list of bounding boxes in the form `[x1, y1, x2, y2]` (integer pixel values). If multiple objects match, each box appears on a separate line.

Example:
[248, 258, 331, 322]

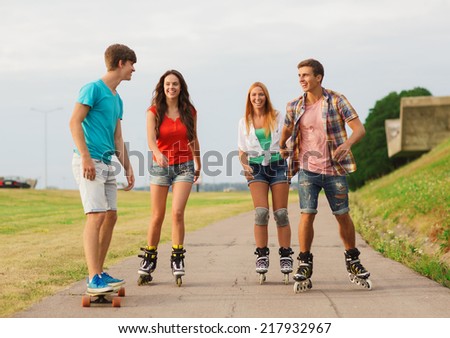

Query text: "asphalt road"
[16, 196, 450, 318]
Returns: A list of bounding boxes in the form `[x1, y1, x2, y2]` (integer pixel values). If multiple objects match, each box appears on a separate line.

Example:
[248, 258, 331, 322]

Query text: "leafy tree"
[348, 87, 432, 190]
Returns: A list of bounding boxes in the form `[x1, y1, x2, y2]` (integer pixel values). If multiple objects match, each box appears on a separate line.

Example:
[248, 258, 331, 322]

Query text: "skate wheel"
[294, 279, 311, 293]
[176, 277, 182, 287]
[364, 279, 373, 290]
[112, 297, 121, 307]
[283, 274, 289, 285]
[81, 295, 91, 307]
[348, 273, 355, 283]
[259, 273, 266, 285]
[137, 274, 152, 286]
[117, 287, 125, 297]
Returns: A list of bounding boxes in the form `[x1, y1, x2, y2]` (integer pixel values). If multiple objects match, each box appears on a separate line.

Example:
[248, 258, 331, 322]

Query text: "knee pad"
[274, 208, 289, 227]
[254, 207, 269, 226]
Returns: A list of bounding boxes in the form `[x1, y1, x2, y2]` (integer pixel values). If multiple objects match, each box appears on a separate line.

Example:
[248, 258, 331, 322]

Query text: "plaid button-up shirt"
[285, 88, 359, 176]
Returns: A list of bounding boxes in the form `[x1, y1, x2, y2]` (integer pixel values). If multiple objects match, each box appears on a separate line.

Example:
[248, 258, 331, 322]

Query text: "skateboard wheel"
[283, 274, 289, 285]
[112, 297, 121, 307]
[117, 287, 125, 297]
[176, 277, 182, 287]
[82, 295, 91, 307]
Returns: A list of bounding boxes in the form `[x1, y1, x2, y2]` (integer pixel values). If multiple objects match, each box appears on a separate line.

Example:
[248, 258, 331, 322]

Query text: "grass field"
[350, 137, 450, 287]
[0, 189, 274, 317]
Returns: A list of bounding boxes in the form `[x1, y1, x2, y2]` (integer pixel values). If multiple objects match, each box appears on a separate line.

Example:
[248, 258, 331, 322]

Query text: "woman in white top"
[238, 82, 293, 283]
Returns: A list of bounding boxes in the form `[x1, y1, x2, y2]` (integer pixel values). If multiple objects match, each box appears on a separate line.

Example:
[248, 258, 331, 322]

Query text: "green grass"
[351, 137, 450, 287]
[0, 189, 270, 317]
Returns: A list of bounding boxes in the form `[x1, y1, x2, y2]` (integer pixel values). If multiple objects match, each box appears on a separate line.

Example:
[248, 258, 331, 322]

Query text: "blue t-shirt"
[75, 79, 123, 164]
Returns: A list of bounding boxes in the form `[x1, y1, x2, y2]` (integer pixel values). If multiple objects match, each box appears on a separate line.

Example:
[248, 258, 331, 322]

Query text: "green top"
[249, 128, 282, 164]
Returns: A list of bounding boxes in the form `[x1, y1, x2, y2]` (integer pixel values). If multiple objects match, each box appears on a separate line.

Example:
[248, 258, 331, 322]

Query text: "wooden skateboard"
[81, 286, 125, 307]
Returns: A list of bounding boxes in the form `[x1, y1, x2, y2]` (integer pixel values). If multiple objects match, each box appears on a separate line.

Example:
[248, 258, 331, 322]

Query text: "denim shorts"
[149, 160, 195, 186]
[247, 159, 289, 186]
[298, 169, 349, 215]
[72, 153, 117, 214]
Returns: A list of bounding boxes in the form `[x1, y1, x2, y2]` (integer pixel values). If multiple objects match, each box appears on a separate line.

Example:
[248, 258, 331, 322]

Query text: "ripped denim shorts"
[298, 169, 349, 215]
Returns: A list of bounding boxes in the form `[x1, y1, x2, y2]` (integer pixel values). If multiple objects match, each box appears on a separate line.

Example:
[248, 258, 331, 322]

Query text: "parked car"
[0, 177, 32, 189]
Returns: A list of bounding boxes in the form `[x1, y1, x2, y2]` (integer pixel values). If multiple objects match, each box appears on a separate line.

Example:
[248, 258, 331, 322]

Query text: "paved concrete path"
[16, 196, 450, 318]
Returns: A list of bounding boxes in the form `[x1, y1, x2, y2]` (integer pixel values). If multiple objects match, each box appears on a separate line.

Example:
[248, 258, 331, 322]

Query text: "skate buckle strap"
[349, 259, 367, 273]
[297, 262, 312, 275]
[140, 250, 157, 259]
[255, 247, 270, 257]
[172, 250, 185, 258]
[279, 247, 294, 257]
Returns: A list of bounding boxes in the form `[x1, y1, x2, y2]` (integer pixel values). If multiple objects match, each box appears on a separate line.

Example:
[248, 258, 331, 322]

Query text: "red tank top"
[149, 105, 196, 165]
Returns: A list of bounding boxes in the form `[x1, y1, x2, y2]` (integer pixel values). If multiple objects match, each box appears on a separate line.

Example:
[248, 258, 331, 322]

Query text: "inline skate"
[255, 247, 270, 284]
[137, 247, 157, 286]
[279, 247, 294, 284]
[345, 248, 372, 290]
[171, 246, 186, 287]
[293, 251, 313, 293]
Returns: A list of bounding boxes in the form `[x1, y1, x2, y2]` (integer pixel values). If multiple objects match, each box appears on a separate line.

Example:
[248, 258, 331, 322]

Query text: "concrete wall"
[386, 96, 450, 158]
[385, 119, 402, 158]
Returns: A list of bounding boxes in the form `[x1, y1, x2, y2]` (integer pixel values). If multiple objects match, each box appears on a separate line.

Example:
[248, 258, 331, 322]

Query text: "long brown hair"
[151, 70, 196, 141]
[245, 82, 276, 137]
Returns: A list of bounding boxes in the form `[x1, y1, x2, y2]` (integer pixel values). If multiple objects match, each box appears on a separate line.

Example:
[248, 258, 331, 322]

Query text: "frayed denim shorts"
[149, 160, 195, 186]
[247, 159, 289, 186]
[298, 169, 349, 215]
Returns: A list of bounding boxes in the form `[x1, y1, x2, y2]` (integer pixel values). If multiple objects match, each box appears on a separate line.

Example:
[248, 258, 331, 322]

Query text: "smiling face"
[298, 65, 322, 93]
[164, 74, 181, 100]
[250, 86, 266, 111]
[121, 60, 135, 81]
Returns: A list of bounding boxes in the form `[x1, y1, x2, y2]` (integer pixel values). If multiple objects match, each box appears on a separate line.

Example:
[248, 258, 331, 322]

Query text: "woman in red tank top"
[137, 70, 201, 286]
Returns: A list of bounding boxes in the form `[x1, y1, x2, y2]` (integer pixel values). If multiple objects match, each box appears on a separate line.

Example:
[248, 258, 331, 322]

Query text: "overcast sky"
[1, 0, 449, 189]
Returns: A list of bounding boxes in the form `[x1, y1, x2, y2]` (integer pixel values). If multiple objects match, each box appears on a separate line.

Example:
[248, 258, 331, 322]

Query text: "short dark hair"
[104, 44, 137, 71]
[297, 59, 324, 82]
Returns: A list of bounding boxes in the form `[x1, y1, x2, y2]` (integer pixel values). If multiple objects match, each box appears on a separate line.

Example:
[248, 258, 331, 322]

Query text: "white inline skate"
[255, 247, 270, 284]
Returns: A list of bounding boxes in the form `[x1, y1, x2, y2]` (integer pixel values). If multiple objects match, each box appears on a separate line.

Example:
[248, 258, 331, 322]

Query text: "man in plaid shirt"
[279, 59, 372, 291]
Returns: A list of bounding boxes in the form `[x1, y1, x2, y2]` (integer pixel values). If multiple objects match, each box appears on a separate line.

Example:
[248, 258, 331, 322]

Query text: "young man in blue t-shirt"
[69, 44, 136, 293]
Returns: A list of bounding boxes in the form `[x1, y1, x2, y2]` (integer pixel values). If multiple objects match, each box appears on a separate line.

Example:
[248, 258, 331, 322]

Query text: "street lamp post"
[31, 107, 62, 189]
